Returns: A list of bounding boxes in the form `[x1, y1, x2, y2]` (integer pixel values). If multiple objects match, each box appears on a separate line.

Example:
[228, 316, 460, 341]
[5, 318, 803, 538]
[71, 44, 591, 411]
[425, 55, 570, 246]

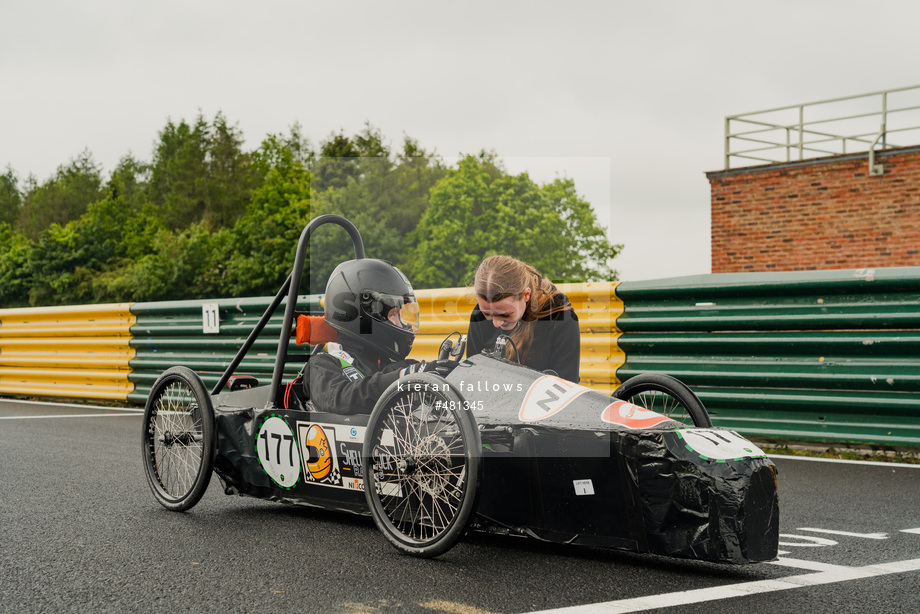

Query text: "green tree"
[346, 129, 446, 239]
[406, 154, 621, 288]
[305, 194, 405, 294]
[0, 118, 622, 307]
[312, 130, 361, 191]
[18, 151, 104, 240]
[206, 158, 313, 298]
[99, 224, 216, 302]
[0, 166, 22, 226]
[206, 112, 259, 229]
[24, 222, 84, 306]
[107, 155, 150, 209]
[390, 136, 448, 237]
[305, 126, 447, 292]
[23, 193, 166, 305]
[254, 123, 314, 177]
[150, 115, 209, 229]
[149, 112, 258, 231]
[0, 223, 33, 306]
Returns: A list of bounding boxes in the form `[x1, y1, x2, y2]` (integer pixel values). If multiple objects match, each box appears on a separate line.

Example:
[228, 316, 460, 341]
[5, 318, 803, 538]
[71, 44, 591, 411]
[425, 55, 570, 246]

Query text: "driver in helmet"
[303, 258, 453, 414]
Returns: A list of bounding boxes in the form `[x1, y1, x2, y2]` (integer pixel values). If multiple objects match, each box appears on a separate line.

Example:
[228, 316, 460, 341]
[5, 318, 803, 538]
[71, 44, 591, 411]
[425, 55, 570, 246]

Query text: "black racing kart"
[141, 215, 779, 563]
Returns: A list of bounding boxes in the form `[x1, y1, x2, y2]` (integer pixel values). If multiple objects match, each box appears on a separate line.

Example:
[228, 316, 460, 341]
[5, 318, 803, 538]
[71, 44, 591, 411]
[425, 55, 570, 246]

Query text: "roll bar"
[210, 214, 365, 403]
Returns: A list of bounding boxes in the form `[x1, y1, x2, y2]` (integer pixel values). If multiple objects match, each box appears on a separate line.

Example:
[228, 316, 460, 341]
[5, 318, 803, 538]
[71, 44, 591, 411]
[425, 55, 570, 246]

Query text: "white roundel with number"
[256, 416, 301, 488]
[678, 428, 766, 461]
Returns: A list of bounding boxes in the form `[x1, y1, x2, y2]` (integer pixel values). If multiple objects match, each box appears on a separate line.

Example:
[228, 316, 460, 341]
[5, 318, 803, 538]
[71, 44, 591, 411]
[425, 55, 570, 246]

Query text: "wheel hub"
[412, 436, 450, 497]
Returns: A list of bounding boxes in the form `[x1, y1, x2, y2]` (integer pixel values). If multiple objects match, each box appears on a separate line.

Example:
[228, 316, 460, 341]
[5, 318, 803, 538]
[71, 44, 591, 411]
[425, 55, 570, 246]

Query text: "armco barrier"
[616, 267, 920, 446]
[127, 283, 623, 403]
[0, 284, 622, 404]
[0, 304, 135, 400]
[2, 269, 919, 447]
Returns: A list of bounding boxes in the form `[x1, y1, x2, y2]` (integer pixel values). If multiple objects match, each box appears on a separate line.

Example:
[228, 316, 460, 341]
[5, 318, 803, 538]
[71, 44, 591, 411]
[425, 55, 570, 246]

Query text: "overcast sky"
[2, 1, 919, 282]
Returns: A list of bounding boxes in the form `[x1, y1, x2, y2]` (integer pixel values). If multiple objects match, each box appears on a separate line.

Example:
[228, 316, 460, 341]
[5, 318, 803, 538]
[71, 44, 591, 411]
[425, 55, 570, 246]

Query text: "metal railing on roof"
[724, 85, 920, 174]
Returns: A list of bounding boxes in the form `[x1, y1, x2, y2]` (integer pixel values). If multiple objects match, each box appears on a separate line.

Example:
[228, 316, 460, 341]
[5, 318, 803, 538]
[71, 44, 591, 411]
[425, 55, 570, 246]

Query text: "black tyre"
[141, 366, 215, 511]
[613, 372, 712, 428]
[363, 374, 482, 558]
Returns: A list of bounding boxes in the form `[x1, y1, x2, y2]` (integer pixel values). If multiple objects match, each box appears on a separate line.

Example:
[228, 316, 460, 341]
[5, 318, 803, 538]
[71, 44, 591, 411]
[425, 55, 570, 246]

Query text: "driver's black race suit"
[303, 342, 416, 414]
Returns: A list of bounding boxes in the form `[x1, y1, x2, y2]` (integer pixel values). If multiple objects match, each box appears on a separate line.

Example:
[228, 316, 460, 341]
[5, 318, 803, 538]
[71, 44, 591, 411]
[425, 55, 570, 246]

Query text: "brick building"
[706, 146, 920, 273]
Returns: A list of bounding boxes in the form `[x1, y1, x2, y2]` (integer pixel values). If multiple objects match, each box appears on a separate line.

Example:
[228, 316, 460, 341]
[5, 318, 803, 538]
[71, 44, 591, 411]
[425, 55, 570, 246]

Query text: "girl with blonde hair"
[467, 255, 580, 382]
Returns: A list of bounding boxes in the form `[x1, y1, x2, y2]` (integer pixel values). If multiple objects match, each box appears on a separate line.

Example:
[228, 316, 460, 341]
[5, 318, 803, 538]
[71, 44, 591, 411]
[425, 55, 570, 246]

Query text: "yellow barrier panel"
[0, 303, 136, 337]
[408, 282, 623, 394]
[0, 304, 136, 401]
[0, 368, 134, 400]
[0, 338, 135, 368]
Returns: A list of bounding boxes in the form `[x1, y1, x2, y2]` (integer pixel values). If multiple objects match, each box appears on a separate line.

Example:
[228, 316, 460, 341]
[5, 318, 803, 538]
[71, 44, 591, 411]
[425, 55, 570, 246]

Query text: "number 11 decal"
[676, 428, 767, 461]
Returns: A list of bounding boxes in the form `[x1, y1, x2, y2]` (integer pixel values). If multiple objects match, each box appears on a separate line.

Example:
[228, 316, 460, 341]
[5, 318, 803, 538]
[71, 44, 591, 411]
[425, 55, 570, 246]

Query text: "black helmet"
[323, 259, 419, 361]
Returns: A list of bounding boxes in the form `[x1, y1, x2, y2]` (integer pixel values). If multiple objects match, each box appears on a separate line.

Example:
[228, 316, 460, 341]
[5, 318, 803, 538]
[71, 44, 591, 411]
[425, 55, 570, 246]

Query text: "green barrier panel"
[128, 295, 322, 404]
[616, 266, 920, 447]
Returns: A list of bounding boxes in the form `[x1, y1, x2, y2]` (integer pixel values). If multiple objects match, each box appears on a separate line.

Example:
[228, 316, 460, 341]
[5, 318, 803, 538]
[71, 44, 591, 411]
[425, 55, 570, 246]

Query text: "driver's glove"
[424, 359, 459, 377]
[400, 360, 459, 378]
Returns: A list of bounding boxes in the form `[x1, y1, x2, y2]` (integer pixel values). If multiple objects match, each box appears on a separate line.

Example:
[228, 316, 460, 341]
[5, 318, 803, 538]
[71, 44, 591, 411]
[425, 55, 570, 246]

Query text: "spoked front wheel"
[613, 372, 712, 428]
[141, 366, 216, 511]
[363, 374, 482, 557]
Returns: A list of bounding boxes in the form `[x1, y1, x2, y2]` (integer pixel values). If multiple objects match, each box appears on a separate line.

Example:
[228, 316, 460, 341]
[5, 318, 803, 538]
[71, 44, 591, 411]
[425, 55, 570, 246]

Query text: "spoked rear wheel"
[613, 372, 712, 428]
[363, 374, 482, 557]
[141, 366, 215, 511]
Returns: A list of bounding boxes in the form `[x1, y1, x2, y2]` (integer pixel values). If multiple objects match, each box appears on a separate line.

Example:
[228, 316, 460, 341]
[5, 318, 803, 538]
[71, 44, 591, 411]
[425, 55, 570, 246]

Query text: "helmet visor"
[363, 291, 420, 334]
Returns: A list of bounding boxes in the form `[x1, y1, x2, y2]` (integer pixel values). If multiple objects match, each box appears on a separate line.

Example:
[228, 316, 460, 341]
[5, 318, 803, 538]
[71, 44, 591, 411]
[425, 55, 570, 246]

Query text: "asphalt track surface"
[2, 399, 919, 614]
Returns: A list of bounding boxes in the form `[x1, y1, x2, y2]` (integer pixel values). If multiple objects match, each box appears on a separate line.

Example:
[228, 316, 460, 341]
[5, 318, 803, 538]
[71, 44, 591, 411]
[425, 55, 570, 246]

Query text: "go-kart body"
[142, 215, 779, 564]
[208, 352, 777, 564]
[209, 353, 777, 564]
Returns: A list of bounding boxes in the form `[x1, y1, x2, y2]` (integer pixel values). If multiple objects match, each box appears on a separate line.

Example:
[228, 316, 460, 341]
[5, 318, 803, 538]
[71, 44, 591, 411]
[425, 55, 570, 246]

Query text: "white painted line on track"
[526, 558, 920, 614]
[0, 398, 143, 420]
[768, 557, 852, 572]
[778, 534, 837, 547]
[0, 398, 142, 413]
[903, 528, 920, 534]
[769, 454, 920, 469]
[0, 413, 142, 420]
[798, 528, 888, 540]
